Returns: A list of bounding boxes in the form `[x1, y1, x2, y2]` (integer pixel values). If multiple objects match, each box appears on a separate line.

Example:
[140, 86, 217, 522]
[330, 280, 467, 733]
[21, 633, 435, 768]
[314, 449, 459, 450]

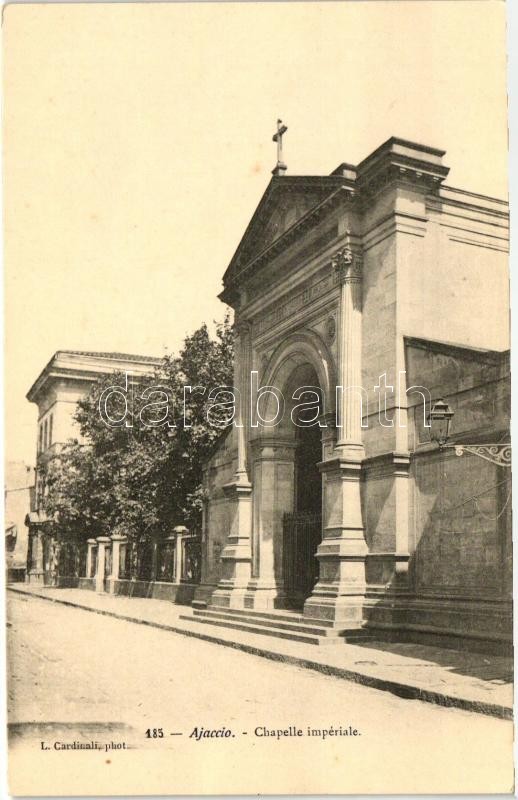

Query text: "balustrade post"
[86, 538, 96, 578]
[108, 534, 126, 593]
[95, 536, 111, 592]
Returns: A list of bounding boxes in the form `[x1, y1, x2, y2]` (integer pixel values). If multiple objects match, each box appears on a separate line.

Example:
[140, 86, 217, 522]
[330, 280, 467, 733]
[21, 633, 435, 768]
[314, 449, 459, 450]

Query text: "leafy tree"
[41, 315, 234, 556]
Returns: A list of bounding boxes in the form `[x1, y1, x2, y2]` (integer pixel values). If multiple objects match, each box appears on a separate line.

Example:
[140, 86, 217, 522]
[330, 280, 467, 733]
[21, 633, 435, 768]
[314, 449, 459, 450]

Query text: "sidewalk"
[8, 583, 513, 720]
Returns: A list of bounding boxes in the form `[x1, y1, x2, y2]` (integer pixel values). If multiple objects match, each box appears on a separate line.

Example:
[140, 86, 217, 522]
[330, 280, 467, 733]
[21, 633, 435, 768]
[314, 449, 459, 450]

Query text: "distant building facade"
[194, 137, 511, 653]
[25, 350, 163, 586]
[5, 461, 35, 581]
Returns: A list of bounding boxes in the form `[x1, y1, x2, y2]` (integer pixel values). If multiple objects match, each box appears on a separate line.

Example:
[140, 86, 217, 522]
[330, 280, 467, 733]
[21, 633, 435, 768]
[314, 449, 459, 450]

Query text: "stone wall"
[364, 340, 511, 652]
[411, 449, 510, 598]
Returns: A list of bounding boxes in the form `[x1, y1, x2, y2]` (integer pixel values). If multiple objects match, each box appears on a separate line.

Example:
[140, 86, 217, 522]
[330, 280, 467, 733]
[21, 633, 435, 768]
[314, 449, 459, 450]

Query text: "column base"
[211, 579, 288, 611]
[306, 454, 368, 626]
[304, 540, 368, 625]
[245, 579, 287, 610]
[303, 594, 365, 626]
[211, 478, 253, 608]
[210, 548, 253, 609]
[210, 583, 250, 610]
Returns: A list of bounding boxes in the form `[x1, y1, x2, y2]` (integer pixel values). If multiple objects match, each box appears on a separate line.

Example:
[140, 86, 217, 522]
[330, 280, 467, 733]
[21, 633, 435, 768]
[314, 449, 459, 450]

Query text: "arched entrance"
[239, 330, 336, 612]
[283, 419, 323, 608]
[278, 362, 324, 609]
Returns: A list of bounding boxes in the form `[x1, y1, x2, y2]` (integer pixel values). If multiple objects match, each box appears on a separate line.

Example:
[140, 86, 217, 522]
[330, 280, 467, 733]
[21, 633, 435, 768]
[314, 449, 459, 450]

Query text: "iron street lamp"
[427, 398, 511, 468]
[427, 398, 454, 447]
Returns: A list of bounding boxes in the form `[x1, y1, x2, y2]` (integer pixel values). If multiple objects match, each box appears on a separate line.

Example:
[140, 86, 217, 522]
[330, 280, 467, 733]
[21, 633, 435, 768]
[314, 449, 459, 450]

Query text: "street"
[7, 593, 514, 794]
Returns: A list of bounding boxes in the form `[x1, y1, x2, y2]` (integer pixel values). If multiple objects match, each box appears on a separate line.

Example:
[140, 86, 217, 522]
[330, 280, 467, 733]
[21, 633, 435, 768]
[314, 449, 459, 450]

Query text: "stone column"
[86, 538, 97, 578]
[304, 236, 368, 626]
[211, 316, 253, 608]
[95, 536, 111, 592]
[107, 534, 126, 593]
[173, 525, 188, 583]
[333, 235, 364, 458]
[234, 318, 251, 482]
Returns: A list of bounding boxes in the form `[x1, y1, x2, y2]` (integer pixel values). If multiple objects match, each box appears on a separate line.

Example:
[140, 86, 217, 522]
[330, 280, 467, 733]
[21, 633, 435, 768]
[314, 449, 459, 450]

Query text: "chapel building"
[193, 136, 511, 653]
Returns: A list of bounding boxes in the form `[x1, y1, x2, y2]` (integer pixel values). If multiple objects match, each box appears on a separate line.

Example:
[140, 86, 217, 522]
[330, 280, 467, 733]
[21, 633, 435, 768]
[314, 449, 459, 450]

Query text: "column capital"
[96, 536, 111, 544]
[87, 538, 97, 545]
[110, 533, 127, 542]
[234, 316, 252, 337]
[332, 246, 362, 284]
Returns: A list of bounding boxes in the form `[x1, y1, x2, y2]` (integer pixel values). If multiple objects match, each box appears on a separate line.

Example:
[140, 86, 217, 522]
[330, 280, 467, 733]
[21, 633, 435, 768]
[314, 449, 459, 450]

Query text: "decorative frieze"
[254, 263, 338, 337]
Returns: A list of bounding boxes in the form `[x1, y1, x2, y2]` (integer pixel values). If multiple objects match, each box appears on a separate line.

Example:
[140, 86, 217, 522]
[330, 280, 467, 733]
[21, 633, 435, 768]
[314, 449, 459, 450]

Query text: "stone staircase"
[179, 606, 372, 646]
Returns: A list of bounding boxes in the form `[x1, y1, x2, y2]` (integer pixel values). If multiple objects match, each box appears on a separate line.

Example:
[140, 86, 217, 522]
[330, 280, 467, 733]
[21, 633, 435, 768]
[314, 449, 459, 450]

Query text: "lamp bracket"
[443, 443, 511, 468]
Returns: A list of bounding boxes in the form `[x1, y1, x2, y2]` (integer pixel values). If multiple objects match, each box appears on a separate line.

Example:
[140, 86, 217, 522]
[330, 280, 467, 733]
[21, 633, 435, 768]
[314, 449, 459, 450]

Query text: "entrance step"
[178, 606, 373, 647]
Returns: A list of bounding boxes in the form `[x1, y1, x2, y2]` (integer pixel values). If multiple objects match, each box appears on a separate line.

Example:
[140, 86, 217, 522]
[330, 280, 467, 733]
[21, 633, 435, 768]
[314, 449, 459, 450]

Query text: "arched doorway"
[281, 364, 323, 609]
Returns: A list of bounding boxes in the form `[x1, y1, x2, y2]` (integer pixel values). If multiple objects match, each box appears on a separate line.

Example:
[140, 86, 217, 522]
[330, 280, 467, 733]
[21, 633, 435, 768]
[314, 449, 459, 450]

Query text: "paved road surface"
[7, 593, 514, 794]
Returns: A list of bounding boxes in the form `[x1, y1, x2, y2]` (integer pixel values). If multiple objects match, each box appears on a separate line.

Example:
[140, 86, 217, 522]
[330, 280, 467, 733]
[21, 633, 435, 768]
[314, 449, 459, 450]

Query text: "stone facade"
[197, 137, 511, 652]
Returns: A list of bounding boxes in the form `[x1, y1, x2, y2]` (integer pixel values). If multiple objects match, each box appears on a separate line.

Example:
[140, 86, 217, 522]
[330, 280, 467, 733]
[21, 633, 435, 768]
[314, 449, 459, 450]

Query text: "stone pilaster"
[246, 437, 297, 609]
[211, 317, 253, 608]
[361, 451, 411, 595]
[304, 237, 368, 625]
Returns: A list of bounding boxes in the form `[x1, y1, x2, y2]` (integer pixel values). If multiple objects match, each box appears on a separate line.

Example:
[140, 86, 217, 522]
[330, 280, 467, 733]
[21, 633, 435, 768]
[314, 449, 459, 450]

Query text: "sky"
[3, 1, 508, 466]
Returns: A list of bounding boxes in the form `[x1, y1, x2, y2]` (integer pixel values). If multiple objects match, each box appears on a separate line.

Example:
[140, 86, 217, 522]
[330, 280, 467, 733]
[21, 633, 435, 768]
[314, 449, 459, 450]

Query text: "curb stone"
[8, 586, 513, 721]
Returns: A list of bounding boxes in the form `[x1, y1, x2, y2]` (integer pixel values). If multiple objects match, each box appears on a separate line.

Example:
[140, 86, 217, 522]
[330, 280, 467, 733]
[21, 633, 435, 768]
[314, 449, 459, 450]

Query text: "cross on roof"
[272, 119, 288, 176]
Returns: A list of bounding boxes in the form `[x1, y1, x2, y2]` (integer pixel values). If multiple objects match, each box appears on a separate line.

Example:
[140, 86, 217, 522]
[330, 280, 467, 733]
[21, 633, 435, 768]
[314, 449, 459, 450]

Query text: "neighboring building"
[5, 461, 35, 581]
[192, 136, 511, 654]
[24, 350, 163, 585]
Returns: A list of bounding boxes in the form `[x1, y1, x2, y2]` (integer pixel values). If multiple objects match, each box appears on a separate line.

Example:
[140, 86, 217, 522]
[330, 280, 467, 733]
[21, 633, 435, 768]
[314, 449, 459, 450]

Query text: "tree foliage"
[42, 316, 234, 545]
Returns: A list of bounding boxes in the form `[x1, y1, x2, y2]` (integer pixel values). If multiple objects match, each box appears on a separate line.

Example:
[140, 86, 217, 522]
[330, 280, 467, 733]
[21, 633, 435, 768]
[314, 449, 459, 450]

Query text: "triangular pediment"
[223, 175, 347, 285]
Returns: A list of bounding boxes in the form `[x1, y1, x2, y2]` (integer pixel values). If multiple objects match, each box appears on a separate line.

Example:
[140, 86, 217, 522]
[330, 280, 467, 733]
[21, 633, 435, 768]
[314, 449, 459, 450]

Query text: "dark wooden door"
[282, 512, 321, 602]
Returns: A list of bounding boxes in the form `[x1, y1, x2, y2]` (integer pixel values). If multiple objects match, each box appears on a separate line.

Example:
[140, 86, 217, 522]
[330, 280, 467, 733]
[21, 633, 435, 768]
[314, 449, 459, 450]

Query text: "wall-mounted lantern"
[427, 398, 511, 467]
[427, 398, 454, 447]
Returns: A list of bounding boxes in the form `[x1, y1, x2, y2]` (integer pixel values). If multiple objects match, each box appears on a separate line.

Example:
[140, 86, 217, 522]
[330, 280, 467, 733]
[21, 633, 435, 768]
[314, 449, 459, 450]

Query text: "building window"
[48, 413, 53, 447]
[43, 419, 48, 451]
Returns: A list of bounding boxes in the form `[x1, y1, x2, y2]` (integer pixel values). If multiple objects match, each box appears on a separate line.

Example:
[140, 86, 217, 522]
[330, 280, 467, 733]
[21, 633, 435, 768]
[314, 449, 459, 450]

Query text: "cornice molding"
[220, 185, 355, 305]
